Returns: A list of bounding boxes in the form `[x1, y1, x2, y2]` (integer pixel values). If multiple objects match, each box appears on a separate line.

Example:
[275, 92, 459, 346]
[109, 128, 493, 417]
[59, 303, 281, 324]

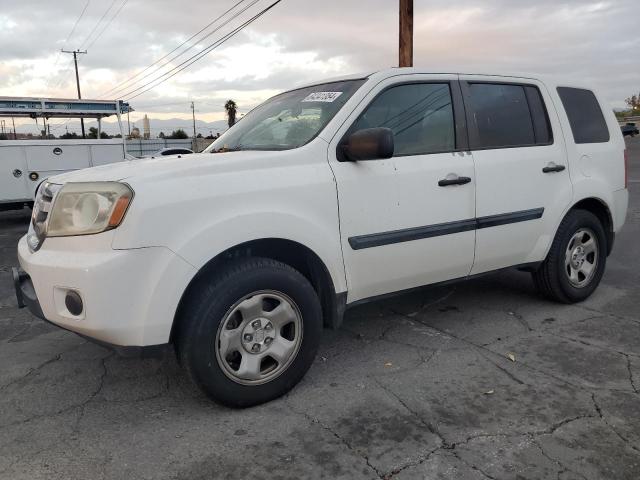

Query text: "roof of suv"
[296, 67, 595, 92]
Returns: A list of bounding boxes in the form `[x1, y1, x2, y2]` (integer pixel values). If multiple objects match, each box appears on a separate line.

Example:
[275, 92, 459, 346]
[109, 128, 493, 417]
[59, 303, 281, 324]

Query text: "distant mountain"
[42, 117, 229, 138]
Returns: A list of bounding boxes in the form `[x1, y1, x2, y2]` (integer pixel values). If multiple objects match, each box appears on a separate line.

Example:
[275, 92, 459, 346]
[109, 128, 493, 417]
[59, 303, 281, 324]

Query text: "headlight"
[47, 182, 134, 237]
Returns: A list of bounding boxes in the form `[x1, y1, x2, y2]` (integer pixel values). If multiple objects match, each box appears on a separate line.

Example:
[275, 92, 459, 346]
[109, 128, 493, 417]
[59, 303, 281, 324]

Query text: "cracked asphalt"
[1, 136, 639, 480]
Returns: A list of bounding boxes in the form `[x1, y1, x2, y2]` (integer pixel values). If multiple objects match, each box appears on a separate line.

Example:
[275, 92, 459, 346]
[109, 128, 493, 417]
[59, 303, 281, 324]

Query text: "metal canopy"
[0, 97, 133, 119]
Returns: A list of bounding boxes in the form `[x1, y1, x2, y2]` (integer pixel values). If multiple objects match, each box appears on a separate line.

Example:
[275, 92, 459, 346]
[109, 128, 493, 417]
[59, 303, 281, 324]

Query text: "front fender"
[172, 210, 347, 295]
[112, 140, 345, 296]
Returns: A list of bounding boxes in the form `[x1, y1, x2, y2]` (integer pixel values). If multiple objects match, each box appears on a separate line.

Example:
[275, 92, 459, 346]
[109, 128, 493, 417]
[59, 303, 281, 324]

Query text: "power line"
[103, 0, 259, 99]
[100, 0, 247, 98]
[53, 0, 126, 93]
[64, 0, 91, 47]
[85, 0, 129, 50]
[122, 0, 283, 101]
[54, 0, 108, 89]
[49, 0, 91, 86]
[78, 0, 118, 50]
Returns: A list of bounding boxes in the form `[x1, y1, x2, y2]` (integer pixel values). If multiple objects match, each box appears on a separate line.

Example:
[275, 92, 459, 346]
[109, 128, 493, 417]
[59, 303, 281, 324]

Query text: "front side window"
[350, 83, 455, 156]
[205, 79, 365, 152]
[557, 87, 610, 144]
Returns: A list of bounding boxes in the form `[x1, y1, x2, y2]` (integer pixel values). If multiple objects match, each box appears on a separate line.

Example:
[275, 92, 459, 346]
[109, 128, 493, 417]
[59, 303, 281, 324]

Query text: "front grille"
[29, 182, 61, 251]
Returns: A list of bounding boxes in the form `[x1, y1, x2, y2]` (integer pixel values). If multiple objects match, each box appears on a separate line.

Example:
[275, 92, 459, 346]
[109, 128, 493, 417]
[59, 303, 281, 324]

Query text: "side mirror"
[340, 127, 394, 161]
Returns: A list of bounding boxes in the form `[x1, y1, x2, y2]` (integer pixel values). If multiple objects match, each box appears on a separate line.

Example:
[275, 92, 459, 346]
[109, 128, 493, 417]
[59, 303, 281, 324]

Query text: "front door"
[459, 77, 573, 274]
[328, 75, 476, 302]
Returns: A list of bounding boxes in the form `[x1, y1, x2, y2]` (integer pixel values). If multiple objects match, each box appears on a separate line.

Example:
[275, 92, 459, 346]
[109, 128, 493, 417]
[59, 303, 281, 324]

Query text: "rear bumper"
[612, 188, 629, 233]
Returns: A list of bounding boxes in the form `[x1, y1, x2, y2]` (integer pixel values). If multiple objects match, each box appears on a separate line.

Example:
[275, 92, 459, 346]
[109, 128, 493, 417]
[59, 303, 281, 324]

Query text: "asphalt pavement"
[1, 137, 639, 479]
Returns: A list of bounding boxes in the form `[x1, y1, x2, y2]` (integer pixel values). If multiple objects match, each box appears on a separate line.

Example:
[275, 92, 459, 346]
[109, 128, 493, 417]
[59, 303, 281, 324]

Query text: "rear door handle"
[542, 163, 566, 173]
[438, 174, 472, 187]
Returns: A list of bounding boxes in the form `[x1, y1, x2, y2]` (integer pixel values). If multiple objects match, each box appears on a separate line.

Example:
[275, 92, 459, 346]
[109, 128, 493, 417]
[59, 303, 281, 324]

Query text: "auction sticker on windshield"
[301, 91, 343, 103]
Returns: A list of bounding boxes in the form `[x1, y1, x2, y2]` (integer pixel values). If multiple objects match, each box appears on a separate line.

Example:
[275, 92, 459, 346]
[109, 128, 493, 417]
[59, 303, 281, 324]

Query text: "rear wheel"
[176, 257, 322, 407]
[533, 209, 607, 303]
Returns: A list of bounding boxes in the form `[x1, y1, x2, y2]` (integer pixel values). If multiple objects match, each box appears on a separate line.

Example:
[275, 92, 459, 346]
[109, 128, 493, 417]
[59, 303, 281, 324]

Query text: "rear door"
[329, 75, 476, 302]
[459, 77, 572, 274]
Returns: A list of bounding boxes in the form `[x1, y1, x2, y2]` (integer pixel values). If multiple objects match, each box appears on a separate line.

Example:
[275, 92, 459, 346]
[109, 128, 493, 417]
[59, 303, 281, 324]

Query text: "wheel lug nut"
[251, 344, 260, 353]
[264, 323, 272, 331]
[244, 334, 253, 342]
[264, 337, 272, 345]
[252, 320, 261, 329]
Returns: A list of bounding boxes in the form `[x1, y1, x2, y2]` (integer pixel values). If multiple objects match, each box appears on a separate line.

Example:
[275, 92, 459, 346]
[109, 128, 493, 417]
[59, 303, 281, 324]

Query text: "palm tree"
[225, 100, 238, 128]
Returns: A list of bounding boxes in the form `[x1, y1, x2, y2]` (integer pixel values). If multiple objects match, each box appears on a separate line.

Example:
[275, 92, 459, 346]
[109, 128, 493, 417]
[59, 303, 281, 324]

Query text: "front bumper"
[13, 267, 45, 318]
[13, 266, 166, 358]
[16, 233, 197, 350]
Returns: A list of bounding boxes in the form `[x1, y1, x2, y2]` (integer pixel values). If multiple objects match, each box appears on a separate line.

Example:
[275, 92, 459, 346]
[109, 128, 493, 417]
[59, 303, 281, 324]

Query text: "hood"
[47, 149, 295, 185]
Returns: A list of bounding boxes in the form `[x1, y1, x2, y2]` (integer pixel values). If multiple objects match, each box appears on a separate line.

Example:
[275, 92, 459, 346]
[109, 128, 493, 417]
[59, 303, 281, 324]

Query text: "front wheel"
[176, 257, 322, 407]
[533, 209, 607, 303]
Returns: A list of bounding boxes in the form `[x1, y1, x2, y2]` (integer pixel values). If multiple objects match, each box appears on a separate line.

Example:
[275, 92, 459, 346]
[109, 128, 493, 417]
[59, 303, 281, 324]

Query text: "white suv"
[14, 69, 628, 407]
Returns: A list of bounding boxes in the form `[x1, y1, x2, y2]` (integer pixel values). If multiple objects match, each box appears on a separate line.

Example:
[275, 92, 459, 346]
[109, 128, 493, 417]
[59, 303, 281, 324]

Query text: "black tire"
[533, 209, 607, 303]
[175, 257, 322, 408]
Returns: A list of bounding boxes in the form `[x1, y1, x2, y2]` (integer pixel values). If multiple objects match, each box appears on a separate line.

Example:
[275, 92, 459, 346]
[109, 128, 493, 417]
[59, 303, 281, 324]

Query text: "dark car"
[622, 123, 639, 137]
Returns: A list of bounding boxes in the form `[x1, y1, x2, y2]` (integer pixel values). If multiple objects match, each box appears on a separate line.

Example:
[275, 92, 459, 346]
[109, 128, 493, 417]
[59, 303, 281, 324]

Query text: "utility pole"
[11, 116, 16, 139]
[191, 101, 197, 138]
[61, 49, 87, 138]
[191, 101, 197, 151]
[399, 0, 413, 67]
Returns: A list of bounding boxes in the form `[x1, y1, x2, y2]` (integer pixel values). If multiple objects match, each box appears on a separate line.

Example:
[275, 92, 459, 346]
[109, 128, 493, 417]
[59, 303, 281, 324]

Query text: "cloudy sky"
[0, 0, 637, 134]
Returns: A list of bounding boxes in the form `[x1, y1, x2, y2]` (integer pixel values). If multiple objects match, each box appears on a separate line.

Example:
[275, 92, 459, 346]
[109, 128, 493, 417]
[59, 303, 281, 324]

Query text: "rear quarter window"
[557, 87, 610, 144]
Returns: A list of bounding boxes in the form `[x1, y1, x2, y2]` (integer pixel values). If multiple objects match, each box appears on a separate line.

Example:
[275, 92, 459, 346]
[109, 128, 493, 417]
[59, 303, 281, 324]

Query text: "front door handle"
[438, 174, 472, 187]
[542, 163, 566, 173]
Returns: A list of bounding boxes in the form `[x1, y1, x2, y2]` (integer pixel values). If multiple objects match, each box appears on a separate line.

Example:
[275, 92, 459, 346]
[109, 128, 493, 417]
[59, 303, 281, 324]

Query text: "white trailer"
[0, 97, 132, 210]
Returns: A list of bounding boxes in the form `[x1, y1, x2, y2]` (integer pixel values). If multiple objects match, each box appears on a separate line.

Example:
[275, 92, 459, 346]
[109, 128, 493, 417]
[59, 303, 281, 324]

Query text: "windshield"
[205, 79, 366, 152]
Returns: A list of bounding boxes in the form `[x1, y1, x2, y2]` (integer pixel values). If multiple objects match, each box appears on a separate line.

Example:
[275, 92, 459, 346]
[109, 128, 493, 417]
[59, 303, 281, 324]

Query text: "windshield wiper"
[211, 145, 244, 153]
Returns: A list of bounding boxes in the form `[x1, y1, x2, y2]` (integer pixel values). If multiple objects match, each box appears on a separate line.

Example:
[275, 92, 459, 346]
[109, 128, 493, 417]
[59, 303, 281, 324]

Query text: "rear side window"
[467, 83, 552, 149]
[557, 87, 610, 144]
[351, 83, 455, 156]
[525, 86, 552, 145]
